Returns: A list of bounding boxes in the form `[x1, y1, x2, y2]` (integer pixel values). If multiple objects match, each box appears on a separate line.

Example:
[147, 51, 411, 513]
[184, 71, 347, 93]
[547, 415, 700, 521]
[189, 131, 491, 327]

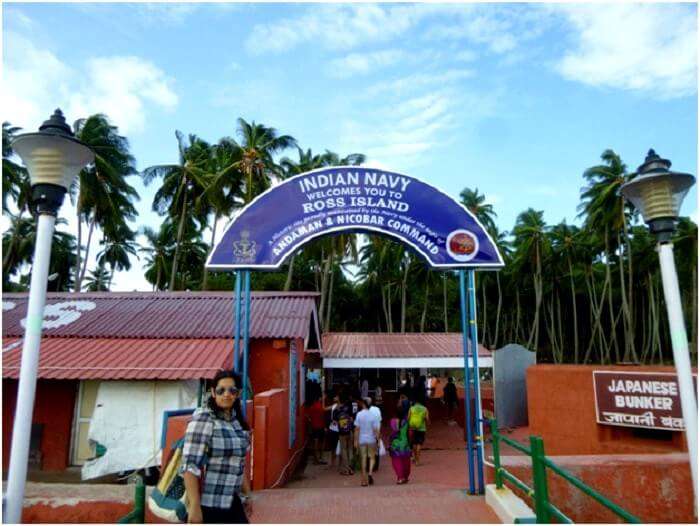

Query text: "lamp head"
[11, 109, 94, 215]
[620, 149, 695, 242]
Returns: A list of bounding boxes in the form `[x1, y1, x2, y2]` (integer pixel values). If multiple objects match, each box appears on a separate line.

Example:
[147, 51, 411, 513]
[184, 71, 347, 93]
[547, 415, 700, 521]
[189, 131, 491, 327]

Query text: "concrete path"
[248, 417, 500, 523]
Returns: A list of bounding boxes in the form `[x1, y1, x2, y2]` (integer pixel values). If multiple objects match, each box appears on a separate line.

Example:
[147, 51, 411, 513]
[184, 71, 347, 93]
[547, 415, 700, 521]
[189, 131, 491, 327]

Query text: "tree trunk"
[155, 264, 162, 292]
[202, 212, 220, 290]
[443, 273, 448, 332]
[169, 181, 188, 291]
[481, 277, 489, 348]
[400, 259, 409, 333]
[604, 232, 620, 362]
[74, 204, 82, 292]
[324, 264, 335, 332]
[380, 285, 390, 332]
[616, 231, 635, 362]
[568, 256, 579, 363]
[318, 247, 333, 325]
[77, 209, 97, 292]
[493, 272, 502, 349]
[420, 274, 430, 332]
[284, 253, 296, 291]
[528, 242, 543, 351]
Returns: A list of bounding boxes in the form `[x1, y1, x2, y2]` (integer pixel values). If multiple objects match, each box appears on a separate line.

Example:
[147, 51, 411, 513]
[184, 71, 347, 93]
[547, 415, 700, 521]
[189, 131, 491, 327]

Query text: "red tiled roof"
[2, 291, 319, 340]
[321, 333, 490, 359]
[2, 338, 233, 380]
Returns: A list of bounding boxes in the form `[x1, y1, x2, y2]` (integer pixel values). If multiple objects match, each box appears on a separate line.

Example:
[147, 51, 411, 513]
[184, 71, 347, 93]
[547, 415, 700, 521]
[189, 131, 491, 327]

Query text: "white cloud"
[246, 4, 463, 54]
[365, 69, 475, 97]
[455, 49, 478, 63]
[553, 4, 696, 99]
[328, 49, 406, 78]
[3, 32, 178, 134]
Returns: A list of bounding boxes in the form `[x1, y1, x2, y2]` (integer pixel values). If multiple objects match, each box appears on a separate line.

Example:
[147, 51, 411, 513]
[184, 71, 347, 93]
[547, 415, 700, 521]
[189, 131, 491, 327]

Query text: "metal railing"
[117, 480, 145, 524]
[488, 419, 641, 524]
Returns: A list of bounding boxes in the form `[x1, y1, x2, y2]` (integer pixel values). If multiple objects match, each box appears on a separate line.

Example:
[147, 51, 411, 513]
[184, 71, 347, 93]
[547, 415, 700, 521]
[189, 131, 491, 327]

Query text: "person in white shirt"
[354, 398, 380, 486]
[360, 377, 369, 399]
[365, 396, 383, 471]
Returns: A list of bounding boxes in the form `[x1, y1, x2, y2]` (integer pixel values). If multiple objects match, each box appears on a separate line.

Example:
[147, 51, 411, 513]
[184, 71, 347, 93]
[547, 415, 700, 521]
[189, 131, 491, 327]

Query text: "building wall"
[486, 453, 694, 523]
[526, 364, 688, 455]
[3, 379, 78, 473]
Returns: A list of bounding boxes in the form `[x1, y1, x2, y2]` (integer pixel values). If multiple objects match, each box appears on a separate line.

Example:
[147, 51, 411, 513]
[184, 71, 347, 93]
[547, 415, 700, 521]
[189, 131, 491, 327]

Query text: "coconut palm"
[460, 187, 497, 234]
[512, 208, 549, 352]
[2, 213, 35, 280]
[2, 122, 30, 213]
[140, 224, 172, 291]
[143, 131, 213, 291]
[72, 114, 139, 292]
[97, 224, 139, 288]
[232, 118, 296, 203]
[579, 149, 636, 362]
[84, 264, 110, 291]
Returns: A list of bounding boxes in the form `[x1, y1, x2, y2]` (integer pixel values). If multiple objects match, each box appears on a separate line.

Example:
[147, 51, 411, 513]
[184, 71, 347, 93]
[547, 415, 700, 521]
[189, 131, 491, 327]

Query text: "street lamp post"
[620, 149, 697, 498]
[4, 110, 93, 524]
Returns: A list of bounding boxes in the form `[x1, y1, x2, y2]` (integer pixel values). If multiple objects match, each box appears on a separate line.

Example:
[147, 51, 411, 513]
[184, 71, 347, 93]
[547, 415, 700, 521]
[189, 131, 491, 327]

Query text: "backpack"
[148, 438, 189, 523]
[336, 404, 354, 434]
[148, 436, 208, 523]
[408, 405, 426, 429]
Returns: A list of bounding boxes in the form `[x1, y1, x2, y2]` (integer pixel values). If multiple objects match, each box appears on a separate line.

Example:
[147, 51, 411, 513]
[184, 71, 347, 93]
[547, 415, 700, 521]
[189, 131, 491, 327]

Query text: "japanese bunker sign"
[593, 371, 697, 431]
[207, 167, 504, 270]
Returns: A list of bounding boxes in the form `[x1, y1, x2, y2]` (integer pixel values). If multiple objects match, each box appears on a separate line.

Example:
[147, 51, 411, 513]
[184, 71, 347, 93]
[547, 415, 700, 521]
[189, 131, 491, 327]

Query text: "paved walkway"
[248, 415, 500, 523]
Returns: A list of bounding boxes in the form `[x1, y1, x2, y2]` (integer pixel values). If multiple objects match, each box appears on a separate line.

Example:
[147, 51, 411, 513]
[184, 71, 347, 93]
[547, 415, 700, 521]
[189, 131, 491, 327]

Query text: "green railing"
[117, 480, 145, 524]
[489, 419, 641, 524]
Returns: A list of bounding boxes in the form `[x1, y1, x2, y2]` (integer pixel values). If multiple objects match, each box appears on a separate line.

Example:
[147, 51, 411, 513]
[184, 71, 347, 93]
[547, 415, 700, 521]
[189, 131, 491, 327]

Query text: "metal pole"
[233, 271, 242, 373]
[468, 270, 485, 494]
[657, 242, 697, 497]
[242, 270, 251, 418]
[490, 419, 503, 490]
[530, 436, 551, 524]
[459, 269, 476, 494]
[5, 214, 56, 524]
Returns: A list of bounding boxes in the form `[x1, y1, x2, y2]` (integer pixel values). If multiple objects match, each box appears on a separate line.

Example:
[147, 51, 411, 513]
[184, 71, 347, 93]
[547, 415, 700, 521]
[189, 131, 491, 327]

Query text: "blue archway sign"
[206, 167, 504, 270]
[210, 166, 502, 497]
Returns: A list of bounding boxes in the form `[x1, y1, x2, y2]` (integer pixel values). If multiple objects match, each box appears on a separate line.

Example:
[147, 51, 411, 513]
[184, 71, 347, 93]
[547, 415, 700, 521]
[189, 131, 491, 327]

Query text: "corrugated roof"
[2, 337, 234, 380]
[321, 333, 490, 359]
[2, 291, 319, 340]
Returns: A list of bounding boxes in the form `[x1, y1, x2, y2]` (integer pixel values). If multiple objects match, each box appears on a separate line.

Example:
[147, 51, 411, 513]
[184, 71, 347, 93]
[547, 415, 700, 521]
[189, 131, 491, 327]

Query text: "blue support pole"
[459, 269, 476, 495]
[468, 270, 485, 494]
[241, 270, 251, 419]
[233, 271, 242, 373]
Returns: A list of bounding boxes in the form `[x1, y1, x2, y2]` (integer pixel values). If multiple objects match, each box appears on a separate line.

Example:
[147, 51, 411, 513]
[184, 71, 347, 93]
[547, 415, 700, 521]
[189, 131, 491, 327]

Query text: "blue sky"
[3, 2, 697, 291]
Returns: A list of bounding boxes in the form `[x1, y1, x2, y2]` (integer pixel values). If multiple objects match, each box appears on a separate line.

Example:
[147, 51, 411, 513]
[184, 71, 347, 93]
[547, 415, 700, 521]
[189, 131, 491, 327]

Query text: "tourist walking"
[388, 415, 411, 484]
[443, 376, 458, 423]
[326, 394, 340, 468]
[397, 393, 411, 420]
[182, 369, 251, 523]
[336, 392, 355, 475]
[408, 394, 430, 466]
[354, 398, 380, 486]
[365, 396, 382, 470]
[305, 394, 327, 465]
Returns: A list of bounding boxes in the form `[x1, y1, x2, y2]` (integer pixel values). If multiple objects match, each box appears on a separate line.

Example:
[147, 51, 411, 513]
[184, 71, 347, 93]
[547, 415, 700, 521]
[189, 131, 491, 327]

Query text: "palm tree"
[2, 122, 30, 214]
[143, 131, 213, 291]
[2, 213, 35, 281]
[460, 187, 497, 234]
[201, 139, 244, 289]
[72, 114, 139, 292]
[97, 224, 139, 288]
[579, 149, 635, 362]
[233, 118, 296, 203]
[84, 264, 110, 291]
[141, 224, 172, 291]
[512, 208, 549, 352]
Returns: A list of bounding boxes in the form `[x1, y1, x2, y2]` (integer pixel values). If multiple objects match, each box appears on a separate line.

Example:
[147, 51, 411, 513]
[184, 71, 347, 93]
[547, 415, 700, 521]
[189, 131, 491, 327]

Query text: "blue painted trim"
[468, 270, 485, 494]
[233, 271, 242, 373]
[459, 269, 476, 495]
[242, 270, 251, 419]
[159, 408, 195, 450]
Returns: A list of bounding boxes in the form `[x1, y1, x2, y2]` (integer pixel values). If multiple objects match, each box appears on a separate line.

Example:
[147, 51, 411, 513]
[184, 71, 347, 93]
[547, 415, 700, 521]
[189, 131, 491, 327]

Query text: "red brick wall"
[3, 379, 77, 472]
[526, 365, 688, 455]
[486, 453, 694, 523]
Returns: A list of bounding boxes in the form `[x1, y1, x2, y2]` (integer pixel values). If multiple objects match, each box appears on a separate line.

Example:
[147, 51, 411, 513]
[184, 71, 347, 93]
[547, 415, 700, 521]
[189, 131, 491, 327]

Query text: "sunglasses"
[215, 387, 239, 396]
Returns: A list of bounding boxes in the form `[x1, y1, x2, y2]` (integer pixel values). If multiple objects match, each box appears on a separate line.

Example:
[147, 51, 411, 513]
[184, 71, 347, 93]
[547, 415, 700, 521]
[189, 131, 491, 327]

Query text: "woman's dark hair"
[207, 369, 249, 431]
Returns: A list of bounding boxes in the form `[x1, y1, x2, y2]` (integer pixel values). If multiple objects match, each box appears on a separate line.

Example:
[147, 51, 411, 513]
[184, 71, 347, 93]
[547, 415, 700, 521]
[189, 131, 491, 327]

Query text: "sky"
[2, 2, 698, 291]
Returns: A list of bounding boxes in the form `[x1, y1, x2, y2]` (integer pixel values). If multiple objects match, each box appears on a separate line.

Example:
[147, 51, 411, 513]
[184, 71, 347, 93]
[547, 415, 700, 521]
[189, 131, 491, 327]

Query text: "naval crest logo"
[446, 229, 479, 262]
[232, 230, 257, 261]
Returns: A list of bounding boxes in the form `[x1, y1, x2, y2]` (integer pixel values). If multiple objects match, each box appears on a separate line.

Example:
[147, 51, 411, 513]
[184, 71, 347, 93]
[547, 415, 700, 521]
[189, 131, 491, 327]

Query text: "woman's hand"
[187, 504, 203, 524]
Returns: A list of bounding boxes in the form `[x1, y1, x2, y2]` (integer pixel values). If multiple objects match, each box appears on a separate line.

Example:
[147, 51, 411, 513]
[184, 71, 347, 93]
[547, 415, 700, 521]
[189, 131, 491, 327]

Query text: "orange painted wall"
[2, 379, 77, 472]
[526, 365, 689, 455]
[485, 453, 694, 523]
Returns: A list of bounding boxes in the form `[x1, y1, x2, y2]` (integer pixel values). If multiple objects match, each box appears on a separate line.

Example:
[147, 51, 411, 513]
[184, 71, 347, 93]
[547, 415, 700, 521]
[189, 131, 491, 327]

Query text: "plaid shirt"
[181, 407, 250, 509]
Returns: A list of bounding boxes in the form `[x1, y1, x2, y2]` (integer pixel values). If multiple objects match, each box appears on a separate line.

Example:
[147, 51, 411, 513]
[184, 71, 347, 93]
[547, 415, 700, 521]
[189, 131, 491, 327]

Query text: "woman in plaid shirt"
[182, 370, 251, 523]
